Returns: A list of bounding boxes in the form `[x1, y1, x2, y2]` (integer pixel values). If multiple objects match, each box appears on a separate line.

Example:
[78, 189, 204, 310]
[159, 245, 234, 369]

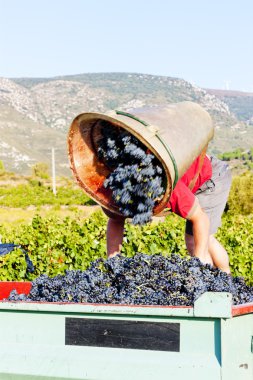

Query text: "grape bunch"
[97, 122, 166, 224]
[8, 253, 253, 306]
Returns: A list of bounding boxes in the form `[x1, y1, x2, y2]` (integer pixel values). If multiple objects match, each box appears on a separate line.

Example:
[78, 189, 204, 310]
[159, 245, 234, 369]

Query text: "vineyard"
[0, 209, 252, 286]
[0, 170, 252, 286]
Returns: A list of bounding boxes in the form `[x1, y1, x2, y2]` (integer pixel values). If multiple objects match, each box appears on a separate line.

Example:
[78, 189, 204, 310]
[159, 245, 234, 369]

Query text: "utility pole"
[52, 148, 57, 195]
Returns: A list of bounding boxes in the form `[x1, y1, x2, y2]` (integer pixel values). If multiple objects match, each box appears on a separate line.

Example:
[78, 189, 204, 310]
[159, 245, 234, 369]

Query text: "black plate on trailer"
[65, 318, 180, 352]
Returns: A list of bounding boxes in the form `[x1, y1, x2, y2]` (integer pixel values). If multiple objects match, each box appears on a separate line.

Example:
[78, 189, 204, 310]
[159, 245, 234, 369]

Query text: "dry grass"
[0, 205, 100, 228]
[0, 205, 166, 230]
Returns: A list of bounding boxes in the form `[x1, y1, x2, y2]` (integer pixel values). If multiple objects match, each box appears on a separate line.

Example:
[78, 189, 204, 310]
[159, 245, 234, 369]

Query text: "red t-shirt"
[168, 155, 212, 219]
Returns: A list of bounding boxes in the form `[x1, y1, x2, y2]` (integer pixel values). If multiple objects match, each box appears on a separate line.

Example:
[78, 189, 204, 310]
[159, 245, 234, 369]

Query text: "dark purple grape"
[7, 253, 253, 307]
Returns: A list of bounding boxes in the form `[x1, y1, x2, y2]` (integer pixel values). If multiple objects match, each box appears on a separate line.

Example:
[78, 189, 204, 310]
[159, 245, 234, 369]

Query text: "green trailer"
[0, 282, 252, 380]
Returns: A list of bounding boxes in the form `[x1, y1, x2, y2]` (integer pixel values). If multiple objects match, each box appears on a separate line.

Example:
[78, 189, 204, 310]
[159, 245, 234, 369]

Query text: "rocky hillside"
[0, 73, 252, 175]
[206, 88, 253, 124]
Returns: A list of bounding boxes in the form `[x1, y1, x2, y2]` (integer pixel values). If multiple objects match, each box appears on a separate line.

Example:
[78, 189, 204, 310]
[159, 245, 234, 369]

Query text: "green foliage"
[122, 215, 186, 257]
[0, 211, 252, 286]
[0, 212, 107, 280]
[0, 248, 28, 280]
[216, 213, 253, 283]
[0, 160, 5, 174]
[218, 147, 253, 171]
[0, 182, 95, 207]
[218, 148, 244, 161]
[228, 172, 253, 214]
[32, 162, 49, 179]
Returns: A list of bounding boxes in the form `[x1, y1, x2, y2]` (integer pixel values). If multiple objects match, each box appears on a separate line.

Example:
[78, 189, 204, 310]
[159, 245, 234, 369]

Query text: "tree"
[32, 162, 49, 179]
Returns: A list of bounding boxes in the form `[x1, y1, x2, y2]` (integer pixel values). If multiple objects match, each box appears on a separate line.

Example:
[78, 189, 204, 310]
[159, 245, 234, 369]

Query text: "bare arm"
[107, 217, 125, 258]
[102, 208, 125, 258]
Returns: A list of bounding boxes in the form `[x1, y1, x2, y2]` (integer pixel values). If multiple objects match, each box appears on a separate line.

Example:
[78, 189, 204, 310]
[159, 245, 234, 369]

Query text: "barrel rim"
[67, 111, 172, 216]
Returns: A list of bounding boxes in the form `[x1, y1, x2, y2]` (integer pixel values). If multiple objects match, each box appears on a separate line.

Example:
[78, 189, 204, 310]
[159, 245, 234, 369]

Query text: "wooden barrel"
[67, 101, 214, 216]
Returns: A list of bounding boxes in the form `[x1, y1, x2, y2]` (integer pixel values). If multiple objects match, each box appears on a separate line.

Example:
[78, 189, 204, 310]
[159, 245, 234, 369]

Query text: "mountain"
[206, 88, 253, 124]
[0, 73, 252, 175]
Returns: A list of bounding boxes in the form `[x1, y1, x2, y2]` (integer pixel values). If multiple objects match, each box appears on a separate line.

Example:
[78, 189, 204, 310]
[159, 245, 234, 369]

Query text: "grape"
[7, 253, 253, 306]
[97, 122, 166, 225]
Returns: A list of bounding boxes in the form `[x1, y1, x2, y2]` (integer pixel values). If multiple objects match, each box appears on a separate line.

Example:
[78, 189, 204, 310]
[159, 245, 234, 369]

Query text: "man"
[104, 153, 232, 274]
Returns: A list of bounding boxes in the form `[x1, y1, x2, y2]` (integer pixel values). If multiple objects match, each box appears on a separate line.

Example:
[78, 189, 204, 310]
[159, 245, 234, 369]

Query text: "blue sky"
[0, 0, 253, 91]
